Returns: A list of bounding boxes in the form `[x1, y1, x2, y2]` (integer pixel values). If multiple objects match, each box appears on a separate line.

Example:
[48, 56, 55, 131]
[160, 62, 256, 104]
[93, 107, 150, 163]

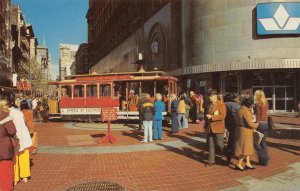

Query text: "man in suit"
[205, 89, 227, 166]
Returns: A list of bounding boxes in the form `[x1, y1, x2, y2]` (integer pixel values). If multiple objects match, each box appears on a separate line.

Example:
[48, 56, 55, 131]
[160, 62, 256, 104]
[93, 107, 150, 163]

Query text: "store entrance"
[252, 86, 295, 112]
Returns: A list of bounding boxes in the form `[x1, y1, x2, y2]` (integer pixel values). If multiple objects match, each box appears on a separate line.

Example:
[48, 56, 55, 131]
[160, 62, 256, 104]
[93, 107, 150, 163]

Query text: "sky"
[12, 0, 88, 80]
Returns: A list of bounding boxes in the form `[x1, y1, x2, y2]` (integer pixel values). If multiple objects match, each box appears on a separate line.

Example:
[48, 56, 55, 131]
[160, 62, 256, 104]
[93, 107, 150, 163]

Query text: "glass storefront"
[252, 70, 296, 112]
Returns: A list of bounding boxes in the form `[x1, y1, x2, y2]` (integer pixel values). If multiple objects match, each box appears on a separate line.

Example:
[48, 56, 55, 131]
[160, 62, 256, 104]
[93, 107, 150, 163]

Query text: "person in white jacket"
[8, 100, 32, 185]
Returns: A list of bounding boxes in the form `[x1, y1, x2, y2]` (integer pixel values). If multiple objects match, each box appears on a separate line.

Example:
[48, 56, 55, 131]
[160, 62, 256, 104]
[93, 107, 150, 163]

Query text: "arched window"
[148, 23, 167, 71]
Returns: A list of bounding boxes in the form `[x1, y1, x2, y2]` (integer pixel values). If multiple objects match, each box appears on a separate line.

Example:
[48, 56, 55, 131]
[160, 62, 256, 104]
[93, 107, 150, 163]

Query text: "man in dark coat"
[224, 93, 240, 165]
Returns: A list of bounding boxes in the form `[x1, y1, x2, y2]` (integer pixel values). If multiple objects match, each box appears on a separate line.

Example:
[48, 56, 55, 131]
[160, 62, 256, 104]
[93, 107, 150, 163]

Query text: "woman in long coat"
[235, 98, 259, 171]
[170, 94, 179, 133]
[0, 100, 17, 191]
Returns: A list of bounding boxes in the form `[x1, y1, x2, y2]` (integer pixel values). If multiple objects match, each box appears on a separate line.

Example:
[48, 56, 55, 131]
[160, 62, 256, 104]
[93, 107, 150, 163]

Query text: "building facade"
[87, 0, 300, 112]
[74, 43, 88, 75]
[0, 0, 12, 88]
[59, 43, 79, 80]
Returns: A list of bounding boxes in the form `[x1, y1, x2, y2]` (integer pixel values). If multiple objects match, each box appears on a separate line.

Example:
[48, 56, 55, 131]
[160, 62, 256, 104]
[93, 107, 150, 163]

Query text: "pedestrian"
[204, 89, 226, 167]
[196, 93, 205, 124]
[41, 96, 49, 122]
[224, 93, 240, 165]
[178, 94, 187, 129]
[137, 93, 147, 132]
[0, 99, 17, 191]
[254, 90, 269, 166]
[235, 98, 259, 171]
[189, 91, 198, 123]
[183, 92, 190, 127]
[153, 93, 165, 140]
[141, 94, 154, 143]
[170, 94, 179, 133]
[8, 100, 32, 185]
[20, 100, 38, 153]
[20, 100, 34, 134]
[31, 97, 38, 121]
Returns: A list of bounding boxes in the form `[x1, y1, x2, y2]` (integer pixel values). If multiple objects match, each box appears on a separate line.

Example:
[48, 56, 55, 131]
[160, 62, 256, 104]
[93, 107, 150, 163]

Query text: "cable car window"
[61, 85, 71, 98]
[100, 84, 111, 96]
[87, 84, 97, 97]
[74, 85, 84, 97]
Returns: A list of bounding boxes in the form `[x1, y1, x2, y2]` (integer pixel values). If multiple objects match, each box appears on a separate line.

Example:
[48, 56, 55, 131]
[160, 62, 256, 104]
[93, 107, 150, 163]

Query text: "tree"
[22, 58, 49, 95]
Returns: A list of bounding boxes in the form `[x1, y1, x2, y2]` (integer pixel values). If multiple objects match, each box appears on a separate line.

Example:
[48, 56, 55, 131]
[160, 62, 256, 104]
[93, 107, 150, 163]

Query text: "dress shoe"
[244, 165, 255, 170]
[235, 165, 244, 171]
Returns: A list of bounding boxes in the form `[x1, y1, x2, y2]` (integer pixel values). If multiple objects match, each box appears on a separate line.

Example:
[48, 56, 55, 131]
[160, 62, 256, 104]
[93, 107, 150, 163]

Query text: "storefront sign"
[61, 108, 101, 115]
[257, 3, 300, 35]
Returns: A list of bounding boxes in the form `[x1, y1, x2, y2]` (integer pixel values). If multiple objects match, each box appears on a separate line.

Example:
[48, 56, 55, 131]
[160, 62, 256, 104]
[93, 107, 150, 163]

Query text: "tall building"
[59, 43, 79, 80]
[87, 0, 300, 112]
[0, 0, 12, 88]
[74, 43, 88, 74]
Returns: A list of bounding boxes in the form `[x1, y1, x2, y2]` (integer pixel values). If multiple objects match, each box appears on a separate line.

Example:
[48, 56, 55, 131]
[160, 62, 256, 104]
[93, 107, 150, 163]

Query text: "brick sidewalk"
[14, 121, 300, 191]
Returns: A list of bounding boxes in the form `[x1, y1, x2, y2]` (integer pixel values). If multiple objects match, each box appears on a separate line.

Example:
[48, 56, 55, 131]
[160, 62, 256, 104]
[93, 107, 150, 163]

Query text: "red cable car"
[49, 70, 178, 121]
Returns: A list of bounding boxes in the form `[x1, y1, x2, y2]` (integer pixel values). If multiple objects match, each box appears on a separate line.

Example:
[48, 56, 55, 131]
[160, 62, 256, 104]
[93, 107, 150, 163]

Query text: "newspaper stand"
[101, 108, 118, 143]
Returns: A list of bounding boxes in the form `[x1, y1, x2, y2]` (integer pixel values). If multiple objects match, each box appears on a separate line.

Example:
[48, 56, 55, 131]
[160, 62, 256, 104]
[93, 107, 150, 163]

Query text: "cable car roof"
[64, 70, 167, 80]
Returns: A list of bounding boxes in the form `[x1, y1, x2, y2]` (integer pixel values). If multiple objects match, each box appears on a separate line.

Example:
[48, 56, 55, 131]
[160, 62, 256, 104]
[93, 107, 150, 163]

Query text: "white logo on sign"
[259, 4, 300, 31]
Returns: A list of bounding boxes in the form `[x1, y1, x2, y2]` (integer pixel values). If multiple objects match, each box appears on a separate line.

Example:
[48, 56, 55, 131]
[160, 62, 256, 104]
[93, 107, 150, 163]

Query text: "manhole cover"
[66, 181, 125, 191]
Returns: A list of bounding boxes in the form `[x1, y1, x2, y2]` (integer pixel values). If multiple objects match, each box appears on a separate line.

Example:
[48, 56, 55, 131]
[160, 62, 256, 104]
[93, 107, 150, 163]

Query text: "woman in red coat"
[0, 100, 17, 191]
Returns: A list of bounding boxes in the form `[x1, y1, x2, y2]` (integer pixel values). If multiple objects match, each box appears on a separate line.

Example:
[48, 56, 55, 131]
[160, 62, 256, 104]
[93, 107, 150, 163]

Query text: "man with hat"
[204, 89, 227, 166]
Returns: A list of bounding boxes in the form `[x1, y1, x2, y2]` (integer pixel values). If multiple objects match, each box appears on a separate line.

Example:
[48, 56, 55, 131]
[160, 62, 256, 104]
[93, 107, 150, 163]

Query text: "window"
[99, 84, 111, 96]
[87, 84, 97, 97]
[61, 86, 71, 98]
[74, 85, 84, 97]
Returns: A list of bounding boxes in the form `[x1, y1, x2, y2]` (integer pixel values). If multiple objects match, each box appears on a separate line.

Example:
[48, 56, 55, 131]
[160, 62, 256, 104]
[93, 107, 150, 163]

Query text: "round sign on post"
[101, 108, 118, 143]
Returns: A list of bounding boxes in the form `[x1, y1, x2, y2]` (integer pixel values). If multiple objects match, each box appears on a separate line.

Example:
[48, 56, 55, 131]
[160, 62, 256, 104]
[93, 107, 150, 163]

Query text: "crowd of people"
[0, 94, 47, 190]
[138, 88, 271, 171]
[0, 89, 271, 190]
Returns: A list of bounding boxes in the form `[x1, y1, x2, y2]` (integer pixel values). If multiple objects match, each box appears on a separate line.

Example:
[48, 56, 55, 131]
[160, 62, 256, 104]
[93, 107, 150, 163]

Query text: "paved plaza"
[14, 116, 300, 191]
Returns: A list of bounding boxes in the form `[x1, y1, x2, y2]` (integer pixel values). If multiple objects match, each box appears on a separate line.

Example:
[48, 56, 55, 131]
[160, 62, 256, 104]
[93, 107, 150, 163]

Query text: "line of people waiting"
[138, 88, 271, 171]
[204, 89, 270, 170]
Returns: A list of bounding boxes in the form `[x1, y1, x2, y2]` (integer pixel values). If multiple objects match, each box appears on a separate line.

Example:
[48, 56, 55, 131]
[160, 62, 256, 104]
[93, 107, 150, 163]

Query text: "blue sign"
[257, 3, 300, 35]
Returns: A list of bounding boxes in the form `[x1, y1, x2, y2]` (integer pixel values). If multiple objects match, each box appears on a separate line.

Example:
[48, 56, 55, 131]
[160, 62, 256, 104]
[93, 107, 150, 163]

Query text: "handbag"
[253, 130, 264, 145]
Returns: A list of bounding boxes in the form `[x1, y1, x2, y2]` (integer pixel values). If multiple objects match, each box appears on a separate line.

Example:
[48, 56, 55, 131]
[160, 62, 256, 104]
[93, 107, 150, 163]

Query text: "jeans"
[254, 122, 269, 166]
[142, 121, 153, 142]
[178, 113, 188, 129]
[153, 119, 162, 139]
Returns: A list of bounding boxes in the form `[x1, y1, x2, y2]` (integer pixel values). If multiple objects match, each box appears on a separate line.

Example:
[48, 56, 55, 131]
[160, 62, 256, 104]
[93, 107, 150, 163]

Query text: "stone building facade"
[59, 43, 79, 80]
[87, 0, 300, 112]
[74, 43, 88, 75]
[0, 0, 12, 87]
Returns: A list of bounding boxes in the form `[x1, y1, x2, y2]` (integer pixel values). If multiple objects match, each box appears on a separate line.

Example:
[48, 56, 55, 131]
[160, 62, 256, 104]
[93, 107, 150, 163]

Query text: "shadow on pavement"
[121, 130, 143, 141]
[267, 141, 300, 156]
[157, 131, 227, 166]
[268, 129, 300, 140]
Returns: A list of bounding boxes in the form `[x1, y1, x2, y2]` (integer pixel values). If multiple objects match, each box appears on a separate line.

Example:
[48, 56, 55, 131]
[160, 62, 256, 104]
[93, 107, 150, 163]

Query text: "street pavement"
[14, 116, 300, 191]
